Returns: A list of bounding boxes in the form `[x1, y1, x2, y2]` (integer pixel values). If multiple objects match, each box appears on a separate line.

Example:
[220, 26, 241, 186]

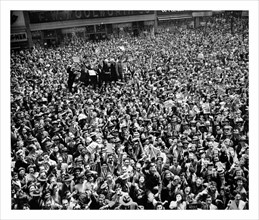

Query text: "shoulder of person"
[169, 201, 177, 208]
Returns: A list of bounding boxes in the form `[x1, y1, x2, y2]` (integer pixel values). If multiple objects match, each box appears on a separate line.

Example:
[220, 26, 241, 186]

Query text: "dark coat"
[80, 67, 89, 85]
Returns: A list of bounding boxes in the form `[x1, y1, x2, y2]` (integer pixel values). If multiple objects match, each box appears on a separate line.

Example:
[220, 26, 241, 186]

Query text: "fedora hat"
[239, 135, 247, 141]
[27, 164, 36, 172]
[107, 134, 114, 140]
[44, 141, 53, 148]
[132, 137, 139, 142]
[190, 120, 197, 124]
[234, 176, 247, 182]
[18, 167, 25, 173]
[120, 173, 129, 180]
[30, 189, 42, 197]
[27, 136, 37, 142]
[198, 149, 205, 155]
[100, 181, 108, 190]
[119, 194, 134, 206]
[74, 157, 83, 163]
[85, 172, 96, 179]
[73, 166, 83, 173]
[192, 136, 199, 141]
[112, 137, 121, 143]
[182, 139, 189, 145]
[52, 127, 61, 133]
[37, 175, 48, 182]
[63, 174, 74, 182]
[52, 135, 60, 141]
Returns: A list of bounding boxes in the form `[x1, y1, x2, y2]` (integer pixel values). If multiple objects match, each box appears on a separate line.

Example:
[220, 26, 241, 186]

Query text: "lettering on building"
[11, 32, 27, 42]
[28, 11, 153, 23]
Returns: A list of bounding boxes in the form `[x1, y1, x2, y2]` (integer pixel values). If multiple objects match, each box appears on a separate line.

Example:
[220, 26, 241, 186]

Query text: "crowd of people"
[11, 13, 249, 210]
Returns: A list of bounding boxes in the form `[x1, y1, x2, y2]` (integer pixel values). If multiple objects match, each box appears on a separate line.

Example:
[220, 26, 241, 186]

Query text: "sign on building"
[11, 32, 27, 42]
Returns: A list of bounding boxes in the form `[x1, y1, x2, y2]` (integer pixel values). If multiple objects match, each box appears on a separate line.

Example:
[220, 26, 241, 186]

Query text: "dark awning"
[158, 15, 192, 21]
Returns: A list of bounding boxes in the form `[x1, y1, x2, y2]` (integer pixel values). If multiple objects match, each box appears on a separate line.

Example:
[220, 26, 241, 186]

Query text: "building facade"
[11, 10, 248, 50]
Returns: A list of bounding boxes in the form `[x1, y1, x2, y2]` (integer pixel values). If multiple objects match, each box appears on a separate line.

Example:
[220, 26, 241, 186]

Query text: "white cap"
[78, 114, 87, 121]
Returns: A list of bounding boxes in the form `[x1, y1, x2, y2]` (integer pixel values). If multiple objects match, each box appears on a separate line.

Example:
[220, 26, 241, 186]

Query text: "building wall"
[11, 10, 248, 49]
[11, 11, 28, 49]
[29, 13, 156, 31]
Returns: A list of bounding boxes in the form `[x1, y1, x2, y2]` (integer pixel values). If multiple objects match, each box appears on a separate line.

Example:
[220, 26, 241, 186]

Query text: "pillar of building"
[23, 11, 33, 49]
[154, 11, 158, 33]
[194, 17, 200, 28]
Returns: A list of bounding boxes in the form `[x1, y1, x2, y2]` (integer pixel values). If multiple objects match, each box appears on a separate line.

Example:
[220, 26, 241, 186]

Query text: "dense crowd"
[11, 14, 249, 210]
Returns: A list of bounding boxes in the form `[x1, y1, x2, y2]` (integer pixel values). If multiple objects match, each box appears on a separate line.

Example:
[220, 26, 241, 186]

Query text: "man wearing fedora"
[226, 191, 247, 210]
[201, 195, 218, 210]
[67, 65, 77, 93]
[59, 173, 75, 199]
[102, 59, 111, 88]
[14, 149, 29, 172]
[115, 193, 138, 210]
[234, 176, 248, 201]
[142, 162, 162, 209]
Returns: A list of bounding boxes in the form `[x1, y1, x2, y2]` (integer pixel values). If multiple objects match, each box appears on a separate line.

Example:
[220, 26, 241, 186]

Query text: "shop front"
[157, 11, 194, 32]
[27, 11, 156, 44]
[11, 11, 30, 50]
[11, 32, 29, 50]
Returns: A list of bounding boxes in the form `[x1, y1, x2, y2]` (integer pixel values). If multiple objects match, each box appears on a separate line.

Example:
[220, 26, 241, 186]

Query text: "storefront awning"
[158, 15, 192, 21]
[30, 14, 155, 31]
[192, 11, 213, 17]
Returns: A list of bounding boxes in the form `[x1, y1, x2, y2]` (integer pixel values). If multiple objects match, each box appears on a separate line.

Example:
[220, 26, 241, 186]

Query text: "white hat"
[78, 114, 87, 121]
[86, 137, 92, 144]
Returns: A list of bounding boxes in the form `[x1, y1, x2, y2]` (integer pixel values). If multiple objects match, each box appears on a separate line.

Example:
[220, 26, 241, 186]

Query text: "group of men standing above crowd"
[67, 58, 124, 92]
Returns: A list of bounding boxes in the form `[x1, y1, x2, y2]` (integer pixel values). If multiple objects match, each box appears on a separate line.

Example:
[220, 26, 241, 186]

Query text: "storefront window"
[31, 31, 41, 40]
[106, 24, 113, 34]
[96, 24, 106, 33]
[44, 30, 57, 38]
[86, 25, 95, 34]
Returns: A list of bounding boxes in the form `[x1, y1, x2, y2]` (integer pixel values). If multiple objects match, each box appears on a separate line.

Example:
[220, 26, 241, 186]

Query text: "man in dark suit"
[67, 65, 76, 93]
[116, 58, 123, 81]
[79, 64, 89, 87]
[102, 59, 111, 88]
[110, 58, 118, 83]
